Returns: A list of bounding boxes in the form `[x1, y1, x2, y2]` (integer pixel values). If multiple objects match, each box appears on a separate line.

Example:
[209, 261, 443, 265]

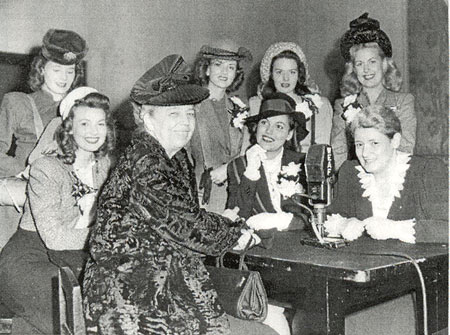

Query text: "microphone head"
[305, 144, 335, 182]
[305, 144, 335, 204]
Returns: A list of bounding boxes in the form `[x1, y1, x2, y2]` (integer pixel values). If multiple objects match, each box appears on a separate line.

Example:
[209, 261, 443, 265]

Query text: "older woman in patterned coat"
[83, 55, 277, 335]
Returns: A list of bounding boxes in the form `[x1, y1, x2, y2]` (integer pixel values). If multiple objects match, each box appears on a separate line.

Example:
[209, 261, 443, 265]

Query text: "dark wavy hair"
[28, 54, 85, 92]
[261, 50, 311, 98]
[56, 92, 116, 164]
[193, 55, 244, 93]
[340, 42, 402, 97]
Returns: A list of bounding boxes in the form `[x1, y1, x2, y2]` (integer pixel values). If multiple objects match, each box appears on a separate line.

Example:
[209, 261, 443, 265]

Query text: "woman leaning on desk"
[0, 29, 87, 248]
[227, 92, 310, 249]
[331, 13, 416, 170]
[0, 87, 115, 334]
[82, 55, 278, 335]
[319, 104, 447, 335]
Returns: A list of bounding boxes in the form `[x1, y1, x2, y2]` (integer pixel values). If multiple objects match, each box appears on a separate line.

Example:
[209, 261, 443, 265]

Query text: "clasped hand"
[244, 144, 267, 181]
[323, 214, 416, 243]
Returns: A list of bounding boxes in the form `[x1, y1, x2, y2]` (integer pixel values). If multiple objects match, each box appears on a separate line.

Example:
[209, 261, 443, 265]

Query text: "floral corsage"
[228, 96, 249, 130]
[71, 172, 97, 213]
[295, 93, 323, 119]
[341, 94, 362, 123]
[276, 162, 304, 198]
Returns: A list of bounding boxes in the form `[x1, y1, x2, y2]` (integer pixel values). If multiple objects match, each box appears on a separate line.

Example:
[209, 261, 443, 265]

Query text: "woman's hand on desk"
[222, 207, 240, 221]
[323, 214, 364, 241]
[364, 217, 416, 244]
[233, 229, 261, 251]
[341, 218, 365, 241]
[246, 212, 293, 231]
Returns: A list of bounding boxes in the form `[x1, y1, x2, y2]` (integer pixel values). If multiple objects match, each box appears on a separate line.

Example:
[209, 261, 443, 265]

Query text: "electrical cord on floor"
[359, 251, 428, 335]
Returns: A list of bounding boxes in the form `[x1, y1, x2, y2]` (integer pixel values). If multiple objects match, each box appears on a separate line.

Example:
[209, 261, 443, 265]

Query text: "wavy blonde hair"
[340, 42, 402, 97]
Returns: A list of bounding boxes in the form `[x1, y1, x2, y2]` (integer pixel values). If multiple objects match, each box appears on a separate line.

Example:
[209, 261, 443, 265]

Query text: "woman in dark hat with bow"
[0, 28, 88, 248]
[189, 40, 252, 214]
[331, 13, 416, 169]
[83, 55, 277, 335]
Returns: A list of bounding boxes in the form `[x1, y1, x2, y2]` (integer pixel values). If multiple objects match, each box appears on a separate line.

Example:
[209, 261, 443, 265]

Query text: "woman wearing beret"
[331, 13, 416, 170]
[0, 87, 115, 334]
[243, 42, 333, 155]
[189, 41, 252, 214]
[0, 28, 87, 249]
[83, 55, 277, 335]
[319, 105, 447, 335]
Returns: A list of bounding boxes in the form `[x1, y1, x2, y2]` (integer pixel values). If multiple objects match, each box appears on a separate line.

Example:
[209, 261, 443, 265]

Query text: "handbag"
[206, 237, 268, 321]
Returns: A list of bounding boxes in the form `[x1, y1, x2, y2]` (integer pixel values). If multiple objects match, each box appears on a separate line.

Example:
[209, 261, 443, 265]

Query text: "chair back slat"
[58, 267, 86, 335]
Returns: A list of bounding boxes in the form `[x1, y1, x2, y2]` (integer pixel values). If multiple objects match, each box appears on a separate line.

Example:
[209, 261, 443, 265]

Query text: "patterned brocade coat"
[83, 131, 243, 335]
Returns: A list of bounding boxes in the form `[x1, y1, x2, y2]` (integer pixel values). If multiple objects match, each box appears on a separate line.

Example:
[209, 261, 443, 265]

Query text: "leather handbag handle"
[216, 235, 255, 270]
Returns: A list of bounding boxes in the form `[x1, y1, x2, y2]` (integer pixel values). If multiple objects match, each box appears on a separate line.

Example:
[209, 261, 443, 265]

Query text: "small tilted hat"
[130, 54, 209, 106]
[199, 39, 253, 62]
[41, 29, 88, 65]
[340, 13, 392, 62]
[59, 86, 98, 120]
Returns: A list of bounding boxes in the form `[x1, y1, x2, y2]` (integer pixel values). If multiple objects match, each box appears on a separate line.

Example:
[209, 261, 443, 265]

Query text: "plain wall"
[0, 0, 409, 109]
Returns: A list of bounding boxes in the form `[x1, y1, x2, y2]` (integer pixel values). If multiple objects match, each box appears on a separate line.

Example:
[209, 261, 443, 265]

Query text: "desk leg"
[416, 258, 449, 335]
[292, 277, 346, 335]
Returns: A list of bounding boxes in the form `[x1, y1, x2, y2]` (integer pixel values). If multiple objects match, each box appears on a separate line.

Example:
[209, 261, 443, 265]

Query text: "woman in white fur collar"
[325, 104, 448, 244]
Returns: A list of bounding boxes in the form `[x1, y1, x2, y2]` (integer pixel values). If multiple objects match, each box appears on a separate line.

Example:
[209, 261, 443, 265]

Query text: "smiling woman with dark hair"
[189, 40, 253, 214]
[0, 87, 114, 334]
[0, 29, 88, 249]
[243, 42, 333, 155]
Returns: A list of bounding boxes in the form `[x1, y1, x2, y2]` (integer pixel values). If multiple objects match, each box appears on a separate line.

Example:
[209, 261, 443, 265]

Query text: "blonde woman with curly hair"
[331, 13, 416, 169]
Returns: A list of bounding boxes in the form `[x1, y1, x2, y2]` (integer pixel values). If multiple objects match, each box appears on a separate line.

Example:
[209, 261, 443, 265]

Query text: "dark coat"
[227, 149, 308, 248]
[328, 156, 448, 243]
[83, 131, 243, 335]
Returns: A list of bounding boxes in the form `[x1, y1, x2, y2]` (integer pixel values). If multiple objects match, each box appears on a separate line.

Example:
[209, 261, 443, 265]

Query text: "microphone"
[305, 144, 336, 238]
[305, 144, 335, 206]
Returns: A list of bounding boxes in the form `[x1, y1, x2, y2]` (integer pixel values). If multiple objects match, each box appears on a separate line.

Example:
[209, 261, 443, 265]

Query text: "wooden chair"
[58, 267, 86, 335]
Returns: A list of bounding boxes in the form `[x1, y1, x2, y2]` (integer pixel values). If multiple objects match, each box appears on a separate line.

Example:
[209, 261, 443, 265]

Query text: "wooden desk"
[225, 232, 448, 335]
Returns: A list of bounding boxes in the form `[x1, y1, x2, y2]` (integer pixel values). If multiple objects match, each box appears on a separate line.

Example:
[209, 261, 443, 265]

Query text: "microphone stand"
[291, 194, 347, 249]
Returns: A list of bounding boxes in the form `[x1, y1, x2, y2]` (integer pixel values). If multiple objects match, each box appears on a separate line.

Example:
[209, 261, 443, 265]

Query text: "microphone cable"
[358, 251, 428, 335]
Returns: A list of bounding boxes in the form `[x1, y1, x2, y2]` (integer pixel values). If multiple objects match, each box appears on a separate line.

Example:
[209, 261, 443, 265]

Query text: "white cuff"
[244, 168, 260, 181]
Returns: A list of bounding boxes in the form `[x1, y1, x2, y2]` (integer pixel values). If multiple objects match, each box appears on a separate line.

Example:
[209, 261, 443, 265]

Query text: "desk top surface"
[242, 231, 448, 282]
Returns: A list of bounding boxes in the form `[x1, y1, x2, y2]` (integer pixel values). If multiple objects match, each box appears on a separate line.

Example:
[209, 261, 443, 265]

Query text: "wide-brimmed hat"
[199, 39, 252, 62]
[60, 86, 98, 120]
[41, 29, 88, 65]
[130, 54, 209, 106]
[246, 93, 307, 128]
[340, 13, 392, 62]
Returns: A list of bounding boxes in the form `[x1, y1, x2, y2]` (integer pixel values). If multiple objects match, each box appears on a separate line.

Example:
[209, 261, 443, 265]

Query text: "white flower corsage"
[276, 162, 304, 198]
[228, 96, 249, 130]
[342, 94, 362, 123]
[295, 94, 321, 120]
